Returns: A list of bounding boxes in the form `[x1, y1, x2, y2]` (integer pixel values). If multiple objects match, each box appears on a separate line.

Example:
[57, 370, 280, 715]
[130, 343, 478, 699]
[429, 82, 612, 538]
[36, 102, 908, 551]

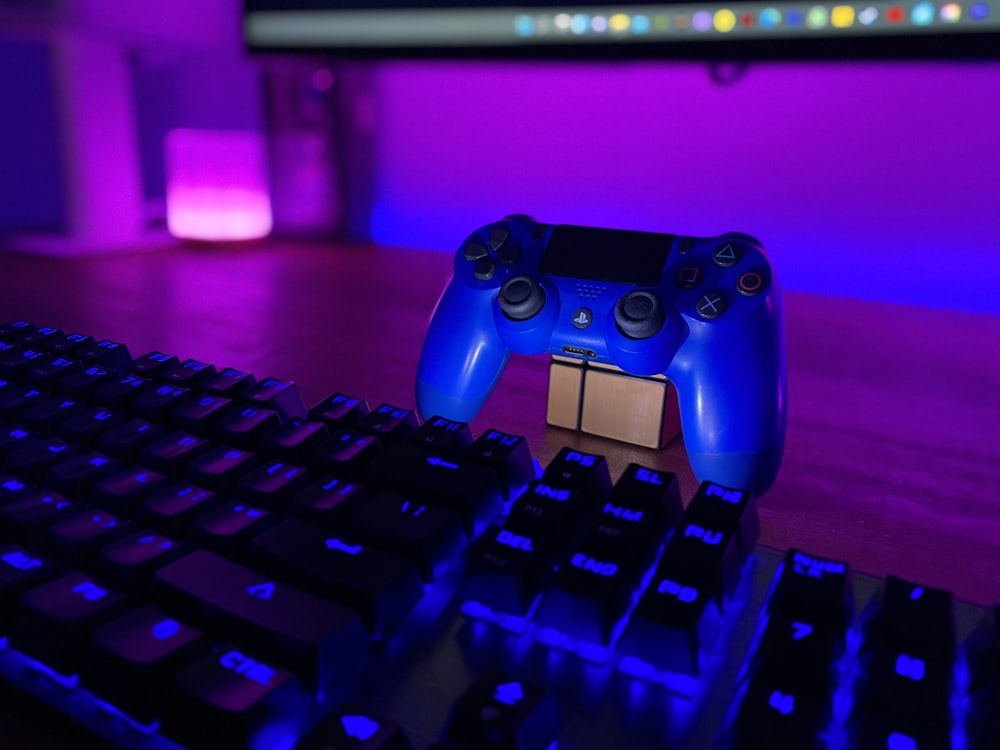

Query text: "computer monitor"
[244, 0, 1000, 59]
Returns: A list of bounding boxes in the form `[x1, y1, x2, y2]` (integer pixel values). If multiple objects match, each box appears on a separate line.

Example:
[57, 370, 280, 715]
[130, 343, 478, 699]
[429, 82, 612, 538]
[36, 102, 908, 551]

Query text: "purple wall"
[370, 61, 1000, 313]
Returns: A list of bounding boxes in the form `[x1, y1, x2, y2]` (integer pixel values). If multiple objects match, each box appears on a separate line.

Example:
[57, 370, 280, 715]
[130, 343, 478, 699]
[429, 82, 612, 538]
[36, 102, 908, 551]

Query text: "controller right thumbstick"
[615, 290, 666, 339]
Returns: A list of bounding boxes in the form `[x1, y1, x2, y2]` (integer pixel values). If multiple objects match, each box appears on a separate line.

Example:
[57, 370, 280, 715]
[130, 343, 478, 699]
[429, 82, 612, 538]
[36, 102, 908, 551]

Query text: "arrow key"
[298, 705, 409, 750]
[443, 669, 559, 750]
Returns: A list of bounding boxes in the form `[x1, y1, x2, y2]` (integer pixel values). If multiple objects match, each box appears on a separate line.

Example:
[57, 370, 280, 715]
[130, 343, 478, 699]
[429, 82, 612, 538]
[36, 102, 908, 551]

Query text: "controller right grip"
[415, 280, 511, 423]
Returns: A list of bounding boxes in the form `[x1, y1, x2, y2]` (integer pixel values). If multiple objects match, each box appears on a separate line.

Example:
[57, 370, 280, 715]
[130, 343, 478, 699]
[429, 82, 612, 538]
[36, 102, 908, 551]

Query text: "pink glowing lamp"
[165, 128, 273, 242]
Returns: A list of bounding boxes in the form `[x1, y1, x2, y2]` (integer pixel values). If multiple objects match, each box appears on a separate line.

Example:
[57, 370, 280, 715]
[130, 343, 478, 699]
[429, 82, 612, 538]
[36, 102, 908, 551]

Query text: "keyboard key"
[234, 460, 311, 508]
[45, 450, 123, 498]
[47, 509, 130, 563]
[260, 417, 330, 460]
[97, 417, 166, 462]
[308, 392, 370, 430]
[731, 671, 828, 750]
[462, 525, 557, 616]
[138, 483, 218, 537]
[684, 480, 760, 562]
[191, 501, 273, 556]
[298, 705, 409, 750]
[769, 549, 851, 631]
[59, 363, 116, 399]
[130, 382, 191, 422]
[83, 604, 206, 725]
[91, 465, 170, 515]
[185, 445, 259, 492]
[139, 431, 212, 477]
[465, 428, 535, 503]
[0, 544, 58, 628]
[442, 669, 559, 750]
[172, 393, 234, 435]
[74, 339, 131, 370]
[352, 490, 466, 581]
[0, 423, 40, 460]
[200, 366, 256, 398]
[153, 550, 369, 697]
[161, 358, 216, 388]
[93, 373, 153, 411]
[356, 403, 419, 445]
[162, 644, 309, 750]
[292, 476, 367, 530]
[314, 429, 382, 477]
[541, 447, 613, 497]
[365, 442, 504, 538]
[0, 491, 81, 540]
[6, 435, 80, 481]
[126, 351, 179, 379]
[8, 572, 129, 675]
[213, 405, 281, 450]
[57, 405, 125, 447]
[409, 415, 474, 454]
[0, 473, 37, 505]
[251, 517, 423, 637]
[92, 530, 185, 592]
[241, 377, 306, 420]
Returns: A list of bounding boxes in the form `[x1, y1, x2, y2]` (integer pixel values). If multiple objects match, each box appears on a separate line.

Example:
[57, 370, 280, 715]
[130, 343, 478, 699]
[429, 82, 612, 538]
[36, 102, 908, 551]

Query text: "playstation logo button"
[572, 308, 593, 329]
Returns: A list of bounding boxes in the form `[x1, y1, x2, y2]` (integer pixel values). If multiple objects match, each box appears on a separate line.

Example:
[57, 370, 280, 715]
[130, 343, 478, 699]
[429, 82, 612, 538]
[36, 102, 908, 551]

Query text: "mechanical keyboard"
[0, 319, 996, 750]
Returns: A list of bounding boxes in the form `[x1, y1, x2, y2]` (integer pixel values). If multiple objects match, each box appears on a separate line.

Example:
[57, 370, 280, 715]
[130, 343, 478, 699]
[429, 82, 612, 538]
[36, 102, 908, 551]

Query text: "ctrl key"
[442, 669, 559, 750]
[162, 645, 310, 750]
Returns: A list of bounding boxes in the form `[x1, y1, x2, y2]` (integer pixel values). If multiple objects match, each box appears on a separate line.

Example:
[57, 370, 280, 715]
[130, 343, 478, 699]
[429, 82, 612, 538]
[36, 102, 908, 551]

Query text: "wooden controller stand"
[545, 356, 681, 450]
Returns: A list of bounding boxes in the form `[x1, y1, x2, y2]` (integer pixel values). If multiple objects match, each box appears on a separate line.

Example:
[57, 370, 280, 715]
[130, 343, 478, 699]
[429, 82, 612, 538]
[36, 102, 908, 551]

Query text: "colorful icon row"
[514, 2, 990, 36]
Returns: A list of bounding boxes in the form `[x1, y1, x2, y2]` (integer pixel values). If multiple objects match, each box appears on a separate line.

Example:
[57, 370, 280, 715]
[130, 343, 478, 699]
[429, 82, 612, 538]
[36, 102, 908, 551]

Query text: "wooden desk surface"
[0, 238, 998, 615]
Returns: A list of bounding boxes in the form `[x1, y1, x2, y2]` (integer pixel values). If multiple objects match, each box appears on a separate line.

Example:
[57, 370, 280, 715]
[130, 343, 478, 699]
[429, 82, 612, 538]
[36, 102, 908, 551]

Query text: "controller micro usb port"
[562, 345, 597, 358]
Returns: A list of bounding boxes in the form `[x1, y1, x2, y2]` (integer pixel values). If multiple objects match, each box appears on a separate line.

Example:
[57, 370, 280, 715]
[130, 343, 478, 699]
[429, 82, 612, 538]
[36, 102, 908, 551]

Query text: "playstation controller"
[415, 216, 786, 495]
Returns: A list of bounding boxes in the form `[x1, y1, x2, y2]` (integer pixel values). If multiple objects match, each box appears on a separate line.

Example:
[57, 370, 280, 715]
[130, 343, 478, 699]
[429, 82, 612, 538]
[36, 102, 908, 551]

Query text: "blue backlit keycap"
[684, 480, 759, 562]
[139, 431, 212, 478]
[23, 355, 84, 391]
[314, 429, 383, 478]
[298, 705, 409, 750]
[6, 435, 80, 481]
[154, 550, 369, 697]
[20, 393, 86, 432]
[93, 373, 153, 411]
[260, 417, 330, 461]
[0, 472, 37, 505]
[542, 447, 612, 497]
[138, 483, 218, 537]
[162, 644, 309, 750]
[462, 524, 557, 616]
[45, 450, 123, 498]
[234, 460, 310, 508]
[191, 501, 273, 557]
[97, 417, 166, 462]
[92, 530, 185, 592]
[185, 444, 259, 492]
[352, 490, 466, 581]
[357, 403, 419, 446]
[618, 566, 722, 676]
[83, 604, 206, 726]
[251, 517, 423, 637]
[161, 358, 216, 388]
[505, 479, 596, 550]
[0, 543, 58, 627]
[0, 348, 51, 382]
[57, 405, 124, 448]
[409, 415, 474, 454]
[0, 423, 40, 460]
[442, 669, 560, 750]
[292, 475, 367, 530]
[465, 428, 534, 503]
[213, 406, 281, 451]
[609, 464, 683, 525]
[199, 366, 256, 399]
[365, 442, 504, 539]
[308, 392, 370, 431]
[126, 351, 179, 379]
[47, 509, 130, 564]
[171, 393, 234, 435]
[533, 537, 642, 646]
[241, 376, 307, 420]
[59, 363, 115, 400]
[8, 572, 129, 676]
[730, 670, 829, 750]
[130, 382, 191, 423]
[0, 384, 49, 422]
[91, 465, 170, 515]
[657, 518, 743, 611]
[769, 549, 851, 631]
[73, 339, 131, 371]
[0, 491, 81, 540]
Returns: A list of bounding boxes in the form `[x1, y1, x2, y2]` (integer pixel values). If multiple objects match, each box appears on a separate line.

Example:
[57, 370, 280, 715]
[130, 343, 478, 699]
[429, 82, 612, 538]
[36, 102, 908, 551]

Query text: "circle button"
[737, 270, 767, 296]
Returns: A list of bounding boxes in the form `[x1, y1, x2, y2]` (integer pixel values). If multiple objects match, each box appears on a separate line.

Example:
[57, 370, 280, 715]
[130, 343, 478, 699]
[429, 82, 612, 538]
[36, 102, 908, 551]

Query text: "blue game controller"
[416, 216, 786, 495]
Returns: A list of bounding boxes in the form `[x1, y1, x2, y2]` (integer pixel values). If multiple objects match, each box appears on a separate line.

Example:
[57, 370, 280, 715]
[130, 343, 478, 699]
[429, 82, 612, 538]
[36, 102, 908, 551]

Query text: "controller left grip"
[415, 281, 511, 423]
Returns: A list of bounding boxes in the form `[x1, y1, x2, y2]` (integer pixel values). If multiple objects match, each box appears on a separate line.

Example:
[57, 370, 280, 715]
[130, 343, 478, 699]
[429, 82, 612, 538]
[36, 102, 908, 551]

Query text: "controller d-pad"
[474, 259, 496, 281]
[489, 227, 510, 251]
[498, 276, 545, 321]
[463, 242, 489, 262]
[614, 290, 666, 340]
[712, 242, 743, 267]
[495, 244, 521, 266]
[696, 292, 727, 319]
[737, 270, 768, 296]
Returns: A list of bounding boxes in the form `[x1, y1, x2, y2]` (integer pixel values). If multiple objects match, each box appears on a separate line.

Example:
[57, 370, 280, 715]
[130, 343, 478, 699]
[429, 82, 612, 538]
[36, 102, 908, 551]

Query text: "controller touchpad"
[538, 225, 672, 287]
